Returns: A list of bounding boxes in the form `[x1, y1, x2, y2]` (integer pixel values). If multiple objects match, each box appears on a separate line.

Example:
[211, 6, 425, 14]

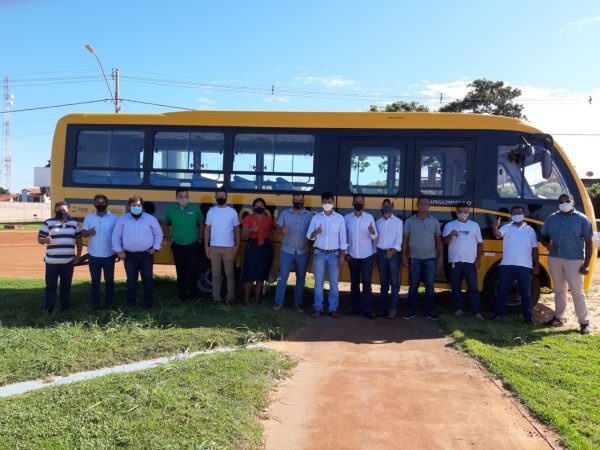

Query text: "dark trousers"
[496, 264, 533, 319]
[348, 255, 374, 313]
[449, 262, 481, 314]
[407, 257, 436, 315]
[88, 255, 116, 308]
[44, 262, 74, 312]
[124, 251, 154, 308]
[171, 241, 200, 300]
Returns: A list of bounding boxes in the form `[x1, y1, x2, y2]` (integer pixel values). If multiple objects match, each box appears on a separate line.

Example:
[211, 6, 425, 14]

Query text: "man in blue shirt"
[273, 192, 313, 312]
[82, 194, 118, 310]
[112, 196, 163, 309]
[540, 193, 594, 335]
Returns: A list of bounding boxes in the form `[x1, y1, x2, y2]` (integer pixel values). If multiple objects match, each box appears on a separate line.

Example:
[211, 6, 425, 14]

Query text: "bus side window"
[349, 147, 401, 195]
[419, 147, 467, 197]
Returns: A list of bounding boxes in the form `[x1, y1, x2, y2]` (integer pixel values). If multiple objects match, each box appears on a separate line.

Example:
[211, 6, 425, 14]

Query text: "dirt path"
[265, 313, 559, 450]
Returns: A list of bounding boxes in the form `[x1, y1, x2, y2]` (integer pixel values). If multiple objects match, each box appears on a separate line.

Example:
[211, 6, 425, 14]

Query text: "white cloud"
[263, 95, 290, 103]
[294, 76, 357, 88]
[197, 97, 216, 105]
[563, 15, 600, 31]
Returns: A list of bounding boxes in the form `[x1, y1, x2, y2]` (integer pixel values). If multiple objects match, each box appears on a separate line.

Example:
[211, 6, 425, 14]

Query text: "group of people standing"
[38, 189, 593, 334]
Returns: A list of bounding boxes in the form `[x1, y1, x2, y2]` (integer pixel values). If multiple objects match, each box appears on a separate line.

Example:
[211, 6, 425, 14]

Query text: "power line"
[8, 99, 113, 113]
[121, 99, 194, 110]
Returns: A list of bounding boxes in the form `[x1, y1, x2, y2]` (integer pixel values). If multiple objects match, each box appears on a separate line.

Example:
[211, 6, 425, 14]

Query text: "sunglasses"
[558, 200, 572, 204]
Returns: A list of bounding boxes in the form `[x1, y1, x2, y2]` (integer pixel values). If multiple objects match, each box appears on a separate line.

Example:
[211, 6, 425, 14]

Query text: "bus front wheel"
[483, 267, 540, 315]
[197, 262, 241, 297]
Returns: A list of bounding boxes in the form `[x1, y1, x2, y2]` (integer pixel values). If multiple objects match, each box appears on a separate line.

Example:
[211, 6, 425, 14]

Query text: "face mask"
[55, 210, 68, 220]
[558, 202, 572, 213]
[382, 205, 393, 215]
[511, 214, 524, 223]
[177, 198, 189, 206]
[322, 203, 334, 212]
[216, 198, 227, 206]
[95, 204, 107, 213]
[293, 202, 304, 210]
[353, 203, 364, 212]
[457, 213, 469, 221]
[254, 207, 265, 215]
[130, 206, 143, 215]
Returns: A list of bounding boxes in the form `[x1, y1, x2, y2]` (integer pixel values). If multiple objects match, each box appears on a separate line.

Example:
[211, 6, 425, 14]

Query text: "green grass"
[0, 277, 305, 385]
[0, 348, 293, 449]
[438, 311, 600, 450]
[0, 222, 41, 230]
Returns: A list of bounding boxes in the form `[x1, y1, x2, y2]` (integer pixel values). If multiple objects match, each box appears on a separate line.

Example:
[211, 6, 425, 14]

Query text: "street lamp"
[85, 44, 120, 113]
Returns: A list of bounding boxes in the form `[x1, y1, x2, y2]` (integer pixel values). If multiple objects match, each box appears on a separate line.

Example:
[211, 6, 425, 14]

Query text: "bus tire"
[483, 266, 540, 315]
[197, 262, 242, 297]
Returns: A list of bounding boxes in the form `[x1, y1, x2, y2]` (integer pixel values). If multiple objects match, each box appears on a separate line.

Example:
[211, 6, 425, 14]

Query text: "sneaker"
[426, 312, 439, 321]
[311, 310, 322, 319]
[454, 309, 464, 317]
[473, 313, 485, 321]
[329, 311, 341, 318]
[543, 316, 566, 327]
[273, 304, 282, 311]
[402, 312, 416, 320]
[294, 306, 304, 313]
[525, 317, 535, 326]
[491, 314, 502, 322]
[580, 324, 590, 335]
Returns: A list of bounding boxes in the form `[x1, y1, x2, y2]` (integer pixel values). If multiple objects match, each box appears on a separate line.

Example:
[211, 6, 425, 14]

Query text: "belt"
[378, 248, 397, 252]
[314, 248, 339, 253]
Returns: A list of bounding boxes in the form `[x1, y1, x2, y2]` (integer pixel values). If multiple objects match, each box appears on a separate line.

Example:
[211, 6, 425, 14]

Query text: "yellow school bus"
[50, 111, 596, 312]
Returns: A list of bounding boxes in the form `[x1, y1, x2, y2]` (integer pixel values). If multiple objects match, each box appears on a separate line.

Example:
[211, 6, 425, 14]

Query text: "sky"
[0, 0, 599, 193]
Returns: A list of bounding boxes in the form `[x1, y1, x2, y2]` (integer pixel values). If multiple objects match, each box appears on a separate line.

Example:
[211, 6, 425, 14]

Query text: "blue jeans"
[44, 262, 74, 312]
[407, 257, 436, 315]
[275, 250, 309, 307]
[124, 251, 154, 308]
[496, 265, 533, 319]
[449, 262, 481, 314]
[348, 255, 373, 313]
[312, 250, 340, 313]
[88, 255, 116, 308]
[377, 249, 400, 312]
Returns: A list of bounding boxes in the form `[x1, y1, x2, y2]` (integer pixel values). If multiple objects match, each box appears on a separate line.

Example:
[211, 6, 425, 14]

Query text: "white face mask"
[322, 203, 334, 212]
[511, 214, 524, 223]
[558, 202, 572, 213]
[178, 198, 189, 206]
[457, 213, 469, 221]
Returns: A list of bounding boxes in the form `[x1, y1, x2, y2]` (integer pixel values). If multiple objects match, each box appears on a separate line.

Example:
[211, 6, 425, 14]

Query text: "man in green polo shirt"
[163, 188, 205, 302]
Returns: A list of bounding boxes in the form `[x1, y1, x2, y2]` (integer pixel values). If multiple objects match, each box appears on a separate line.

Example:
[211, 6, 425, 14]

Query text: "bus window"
[349, 147, 401, 195]
[231, 133, 315, 191]
[497, 145, 568, 199]
[74, 130, 144, 185]
[419, 147, 467, 197]
[151, 132, 224, 188]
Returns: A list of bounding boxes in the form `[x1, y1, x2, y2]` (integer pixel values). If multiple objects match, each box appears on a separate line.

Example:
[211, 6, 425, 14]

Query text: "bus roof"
[56, 111, 543, 133]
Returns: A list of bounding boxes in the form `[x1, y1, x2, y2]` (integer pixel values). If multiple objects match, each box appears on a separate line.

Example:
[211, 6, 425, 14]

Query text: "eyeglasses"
[558, 200, 572, 204]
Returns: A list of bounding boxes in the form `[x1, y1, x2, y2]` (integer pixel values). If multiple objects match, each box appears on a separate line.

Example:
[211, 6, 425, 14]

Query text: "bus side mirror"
[541, 149, 552, 179]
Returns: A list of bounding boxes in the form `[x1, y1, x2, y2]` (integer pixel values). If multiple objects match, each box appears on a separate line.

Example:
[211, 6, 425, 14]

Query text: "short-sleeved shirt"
[498, 223, 538, 268]
[83, 211, 118, 258]
[540, 209, 593, 260]
[205, 206, 240, 247]
[242, 214, 274, 244]
[403, 214, 441, 259]
[163, 203, 205, 245]
[443, 220, 482, 263]
[38, 217, 82, 264]
[276, 208, 313, 255]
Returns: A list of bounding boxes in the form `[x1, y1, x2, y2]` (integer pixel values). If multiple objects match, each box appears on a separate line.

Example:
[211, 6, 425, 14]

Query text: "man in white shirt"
[204, 187, 241, 305]
[306, 191, 347, 318]
[492, 206, 540, 324]
[373, 199, 403, 319]
[82, 194, 118, 310]
[442, 203, 484, 320]
[343, 194, 378, 319]
[112, 196, 163, 309]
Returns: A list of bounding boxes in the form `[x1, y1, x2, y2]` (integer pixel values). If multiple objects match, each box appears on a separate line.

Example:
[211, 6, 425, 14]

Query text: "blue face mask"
[382, 205, 393, 214]
[130, 206, 143, 215]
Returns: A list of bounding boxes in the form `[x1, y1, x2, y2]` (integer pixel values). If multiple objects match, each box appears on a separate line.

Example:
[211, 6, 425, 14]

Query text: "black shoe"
[580, 324, 590, 335]
[426, 312, 439, 321]
[525, 317, 535, 326]
[402, 312, 415, 320]
[491, 314, 502, 322]
[543, 316, 566, 327]
[363, 312, 376, 320]
[375, 310, 389, 317]
[344, 308, 362, 316]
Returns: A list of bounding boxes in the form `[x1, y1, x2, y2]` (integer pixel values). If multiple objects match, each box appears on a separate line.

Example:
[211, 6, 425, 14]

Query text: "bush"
[586, 183, 600, 218]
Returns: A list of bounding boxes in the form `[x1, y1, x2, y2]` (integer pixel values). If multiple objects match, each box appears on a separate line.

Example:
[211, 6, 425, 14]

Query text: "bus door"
[336, 139, 408, 283]
[412, 139, 479, 284]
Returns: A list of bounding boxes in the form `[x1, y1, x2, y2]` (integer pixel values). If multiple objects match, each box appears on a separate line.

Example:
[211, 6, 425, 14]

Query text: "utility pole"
[1, 76, 12, 193]
[112, 68, 121, 113]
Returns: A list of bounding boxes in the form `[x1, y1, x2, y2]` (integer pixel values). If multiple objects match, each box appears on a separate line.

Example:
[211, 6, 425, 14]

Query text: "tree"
[351, 155, 371, 185]
[586, 183, 600, 218]
[0, 187, 9, 194]
[439, 79, 527, 120]
[369, 101, 430, 113]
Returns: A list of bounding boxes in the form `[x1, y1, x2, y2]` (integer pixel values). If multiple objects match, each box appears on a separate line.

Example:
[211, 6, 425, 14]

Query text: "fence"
[0, 203, 51, 223]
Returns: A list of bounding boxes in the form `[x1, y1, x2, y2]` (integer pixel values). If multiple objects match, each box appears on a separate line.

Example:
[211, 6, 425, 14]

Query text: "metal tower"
[1, 76, 12, 193]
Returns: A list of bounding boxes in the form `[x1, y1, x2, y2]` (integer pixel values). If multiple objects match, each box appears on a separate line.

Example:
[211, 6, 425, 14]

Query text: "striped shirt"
[38, 217, 82, 264]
